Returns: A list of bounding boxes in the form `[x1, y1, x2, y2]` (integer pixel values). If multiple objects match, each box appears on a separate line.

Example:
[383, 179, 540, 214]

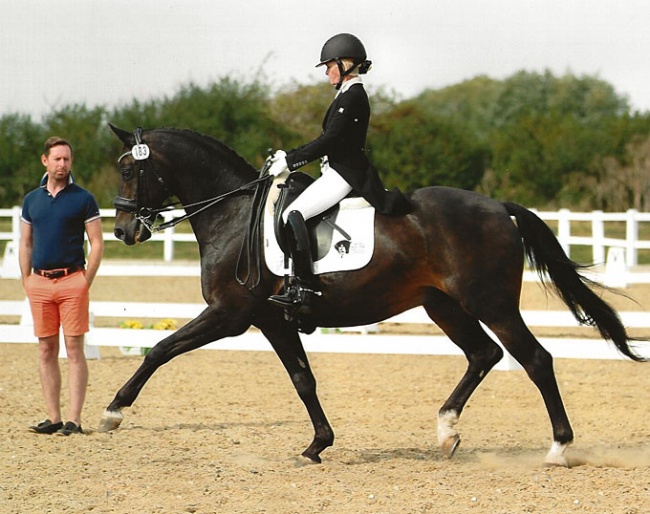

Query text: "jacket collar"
[336, 77, 363, 96]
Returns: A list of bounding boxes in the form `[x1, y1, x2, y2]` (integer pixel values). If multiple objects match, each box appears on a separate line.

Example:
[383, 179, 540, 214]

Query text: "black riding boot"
[268, 210, 321, 313]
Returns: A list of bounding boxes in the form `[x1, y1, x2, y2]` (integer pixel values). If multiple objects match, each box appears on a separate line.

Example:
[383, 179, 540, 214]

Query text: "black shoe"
[56, 421, 83, 436]
[268, 286, 301, 308]
[29, 419, 64, 434]
[269, 287, 321, 320]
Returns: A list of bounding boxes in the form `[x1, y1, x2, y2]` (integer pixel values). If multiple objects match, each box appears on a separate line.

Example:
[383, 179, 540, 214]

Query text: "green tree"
[110, 78, 285, 168]
[369, 101, 485, 191]
[0, 114, 45, 204]
[1, 71, 649, 211]
[41, 104, 112, 184]
[487, 71, 633, 205]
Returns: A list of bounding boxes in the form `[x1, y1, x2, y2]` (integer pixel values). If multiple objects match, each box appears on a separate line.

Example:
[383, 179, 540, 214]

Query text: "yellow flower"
[152, 319, 177, 330]
[120, 319, 143, 329]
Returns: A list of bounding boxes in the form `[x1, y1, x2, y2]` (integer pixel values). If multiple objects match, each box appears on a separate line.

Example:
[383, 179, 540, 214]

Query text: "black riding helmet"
[316, 33, 372, 89]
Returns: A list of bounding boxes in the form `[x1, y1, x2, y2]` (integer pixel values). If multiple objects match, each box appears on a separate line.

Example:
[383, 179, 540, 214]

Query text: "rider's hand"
[268, 150, 288, 177]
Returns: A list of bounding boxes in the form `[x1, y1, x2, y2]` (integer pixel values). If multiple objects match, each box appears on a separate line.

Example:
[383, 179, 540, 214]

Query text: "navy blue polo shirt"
[21, 174, 100, 270]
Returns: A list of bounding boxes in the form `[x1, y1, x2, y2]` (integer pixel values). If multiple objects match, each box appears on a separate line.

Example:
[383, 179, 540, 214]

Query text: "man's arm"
[18, 221, 33, 287]
[84, 218, 104, 286]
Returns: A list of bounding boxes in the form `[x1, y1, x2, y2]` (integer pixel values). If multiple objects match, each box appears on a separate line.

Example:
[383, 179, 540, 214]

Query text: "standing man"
[19, 137, 104, 436]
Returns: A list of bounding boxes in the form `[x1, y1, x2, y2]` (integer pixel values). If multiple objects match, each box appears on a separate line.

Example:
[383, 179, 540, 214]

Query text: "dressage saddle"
[272, 172, 343, 261]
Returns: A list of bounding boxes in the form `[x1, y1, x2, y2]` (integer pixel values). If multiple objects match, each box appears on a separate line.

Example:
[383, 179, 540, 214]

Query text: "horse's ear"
[108, 123, 134, 145]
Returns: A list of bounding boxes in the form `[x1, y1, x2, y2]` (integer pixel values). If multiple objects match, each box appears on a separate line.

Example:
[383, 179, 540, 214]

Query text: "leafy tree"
[110, 78, 285, 168]
[486, 71, 634, 205]
[369, 101, 485, 191]
[412, 75, 503, 149]
[1, 70, 649, 211]
[591, 135, 650, 211]
[0, 114, 45, 203]
[41, 104, 113, 183]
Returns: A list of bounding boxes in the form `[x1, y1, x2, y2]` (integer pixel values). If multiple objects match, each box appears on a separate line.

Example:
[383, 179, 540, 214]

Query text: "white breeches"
[282, 164, 353, 223]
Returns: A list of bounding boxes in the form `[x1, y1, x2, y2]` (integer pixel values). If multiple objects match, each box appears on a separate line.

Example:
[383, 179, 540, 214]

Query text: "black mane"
[155, 127, 258, 176]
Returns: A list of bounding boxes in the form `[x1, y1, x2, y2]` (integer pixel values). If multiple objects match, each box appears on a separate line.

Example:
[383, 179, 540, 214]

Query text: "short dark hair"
[43, 136, 73, 156]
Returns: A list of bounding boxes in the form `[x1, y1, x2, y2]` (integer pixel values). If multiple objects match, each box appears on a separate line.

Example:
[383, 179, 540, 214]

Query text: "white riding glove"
[268, 150, 289, 177]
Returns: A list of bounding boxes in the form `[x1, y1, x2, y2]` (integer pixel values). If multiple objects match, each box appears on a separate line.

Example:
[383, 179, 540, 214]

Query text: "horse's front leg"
[99, 306, 248, 432]
[258, 316, 334, 463]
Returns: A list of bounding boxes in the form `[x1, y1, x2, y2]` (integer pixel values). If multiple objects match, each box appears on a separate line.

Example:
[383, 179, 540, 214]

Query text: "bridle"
[113, 127, 271, 234]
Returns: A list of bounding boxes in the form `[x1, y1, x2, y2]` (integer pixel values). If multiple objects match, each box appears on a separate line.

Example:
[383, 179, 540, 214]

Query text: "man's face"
[41, 144, 72, 181]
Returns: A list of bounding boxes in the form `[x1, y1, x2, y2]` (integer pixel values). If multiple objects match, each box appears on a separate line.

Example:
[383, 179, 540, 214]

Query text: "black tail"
[503, 201, 646, 362]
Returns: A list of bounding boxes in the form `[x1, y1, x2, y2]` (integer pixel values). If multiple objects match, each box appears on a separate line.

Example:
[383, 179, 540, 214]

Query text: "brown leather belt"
[33, 266, 85, 279]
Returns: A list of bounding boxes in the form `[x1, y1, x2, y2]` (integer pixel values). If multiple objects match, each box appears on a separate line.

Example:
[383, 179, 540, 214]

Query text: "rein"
[138, 176, 271, 234]
[236, 159, 273, 290]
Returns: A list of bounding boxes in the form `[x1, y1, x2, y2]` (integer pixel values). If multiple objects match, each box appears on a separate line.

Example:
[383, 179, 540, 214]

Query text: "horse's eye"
[120, 166, 134, 180]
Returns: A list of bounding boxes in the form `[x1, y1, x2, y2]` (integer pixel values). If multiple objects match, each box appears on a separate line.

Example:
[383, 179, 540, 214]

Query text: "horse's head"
[109, 124, 174, 245]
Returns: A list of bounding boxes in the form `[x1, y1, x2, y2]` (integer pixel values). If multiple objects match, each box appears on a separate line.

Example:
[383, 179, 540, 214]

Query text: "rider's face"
[325, 61, 340, 87]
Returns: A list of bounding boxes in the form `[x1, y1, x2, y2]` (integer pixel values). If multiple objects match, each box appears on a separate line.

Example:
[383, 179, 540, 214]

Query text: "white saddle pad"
[263, 179, 376, 276]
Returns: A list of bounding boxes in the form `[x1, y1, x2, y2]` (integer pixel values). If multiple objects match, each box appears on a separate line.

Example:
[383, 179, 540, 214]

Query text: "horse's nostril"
[114, 228, 125, 241]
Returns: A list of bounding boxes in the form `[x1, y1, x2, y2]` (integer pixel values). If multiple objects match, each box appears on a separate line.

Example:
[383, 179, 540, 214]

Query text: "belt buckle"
[44, 269, 65, 279]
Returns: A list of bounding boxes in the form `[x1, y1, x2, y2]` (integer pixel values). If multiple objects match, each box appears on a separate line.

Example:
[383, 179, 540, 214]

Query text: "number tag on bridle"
[132, 143, 150, 160]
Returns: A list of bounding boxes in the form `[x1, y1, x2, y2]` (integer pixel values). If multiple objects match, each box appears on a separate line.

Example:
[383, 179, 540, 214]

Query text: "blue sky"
[2, 0, 649, 119]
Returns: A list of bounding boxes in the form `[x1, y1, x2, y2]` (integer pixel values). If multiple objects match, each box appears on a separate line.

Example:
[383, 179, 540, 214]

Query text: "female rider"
[268, 33, 411, 311]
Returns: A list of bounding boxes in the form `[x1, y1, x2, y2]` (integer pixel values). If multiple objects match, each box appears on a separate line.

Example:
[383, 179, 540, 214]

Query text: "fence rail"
[1, 300, 649, 368]
[1, 207, 650, 266]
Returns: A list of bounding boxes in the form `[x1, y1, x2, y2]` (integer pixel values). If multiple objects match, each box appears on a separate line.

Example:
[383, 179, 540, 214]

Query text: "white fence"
[2, 205, 649, 366]
[2, 206, 650, 265]
[1, 300, 649, 368]
[0, 207, 197, 264]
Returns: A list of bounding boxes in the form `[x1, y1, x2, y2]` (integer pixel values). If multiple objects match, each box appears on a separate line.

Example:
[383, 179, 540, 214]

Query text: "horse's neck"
[158, 130, 257, 248]
[176, 168, 253, 245]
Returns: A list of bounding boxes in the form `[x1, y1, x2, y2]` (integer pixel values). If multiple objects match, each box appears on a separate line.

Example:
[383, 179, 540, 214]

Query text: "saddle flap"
[264, 180, 375, 277]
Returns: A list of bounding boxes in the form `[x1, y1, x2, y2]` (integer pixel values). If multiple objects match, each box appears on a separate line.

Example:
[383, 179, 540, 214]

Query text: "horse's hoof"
[300, 450, 322, 464]
[543, 459, 568, 468]
[98, 409, 124, 432]
[441, 434, 461, 459]
[295, 453, 321, 466]
[544, 441, 570, 467]
[543, 454, 569, 468]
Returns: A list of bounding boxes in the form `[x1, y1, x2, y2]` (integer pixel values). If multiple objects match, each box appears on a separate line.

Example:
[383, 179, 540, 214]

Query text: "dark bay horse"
[101, 124, 646, 466]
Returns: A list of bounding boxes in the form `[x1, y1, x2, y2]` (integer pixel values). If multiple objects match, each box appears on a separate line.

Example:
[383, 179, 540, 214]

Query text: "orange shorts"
[25, 271, 90, 338]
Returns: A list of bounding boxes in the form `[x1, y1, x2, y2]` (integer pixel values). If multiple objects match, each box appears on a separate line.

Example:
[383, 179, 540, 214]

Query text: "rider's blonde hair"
[340, 58, 360, 77]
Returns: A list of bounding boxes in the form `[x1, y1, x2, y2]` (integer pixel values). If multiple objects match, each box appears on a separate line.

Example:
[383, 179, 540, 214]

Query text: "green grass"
[103, 240, 200, 260]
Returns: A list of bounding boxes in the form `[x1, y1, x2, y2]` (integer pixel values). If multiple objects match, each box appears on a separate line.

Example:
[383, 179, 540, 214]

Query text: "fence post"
[625, 209, 638, 267]
[11, 206, 21, 246]
[162, 212, 175, 261]
[604, 247, 627, 287]
[0, 207, 23, 278]
[591, 210, 605, 265]
[557, 209, 571, 257]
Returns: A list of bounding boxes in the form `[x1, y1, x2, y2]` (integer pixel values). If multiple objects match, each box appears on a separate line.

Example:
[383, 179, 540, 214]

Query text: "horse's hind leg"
[258, 317, 334, 463]
[423, 291, 504, 458]
[486, 314, 574, 466]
